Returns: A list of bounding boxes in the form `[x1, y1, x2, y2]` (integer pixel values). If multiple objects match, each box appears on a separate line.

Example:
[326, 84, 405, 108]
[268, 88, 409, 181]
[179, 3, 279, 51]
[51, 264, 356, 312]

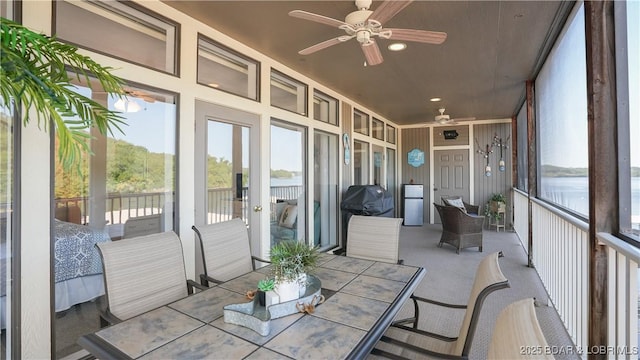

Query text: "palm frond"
[1, 17, 126, 172]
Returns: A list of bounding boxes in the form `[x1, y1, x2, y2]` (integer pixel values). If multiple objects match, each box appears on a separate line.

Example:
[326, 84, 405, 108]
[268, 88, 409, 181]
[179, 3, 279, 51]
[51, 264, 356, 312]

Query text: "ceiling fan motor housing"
[357, 30, 371, 44]
[345, 9, 372, 27]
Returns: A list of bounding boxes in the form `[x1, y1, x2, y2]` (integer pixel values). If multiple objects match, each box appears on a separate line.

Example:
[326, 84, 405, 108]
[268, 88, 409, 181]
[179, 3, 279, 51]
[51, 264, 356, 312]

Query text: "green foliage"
[257, 278, 275, 292]
[0, 18, 125, 171]
[55, 137, 174, 197]
[270, 240, 319, 283]
[490, 193, 506, 203]
[271, 169, 294, 179]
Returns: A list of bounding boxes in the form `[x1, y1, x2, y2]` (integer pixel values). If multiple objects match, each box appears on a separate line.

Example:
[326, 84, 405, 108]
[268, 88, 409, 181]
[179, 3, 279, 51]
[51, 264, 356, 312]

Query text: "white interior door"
[433, 149, 470, 223]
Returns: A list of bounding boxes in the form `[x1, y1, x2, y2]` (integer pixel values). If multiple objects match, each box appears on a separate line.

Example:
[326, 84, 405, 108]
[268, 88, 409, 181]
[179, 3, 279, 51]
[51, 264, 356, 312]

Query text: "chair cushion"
[443, 197, 467, 213]
[278, 204, 297, 228]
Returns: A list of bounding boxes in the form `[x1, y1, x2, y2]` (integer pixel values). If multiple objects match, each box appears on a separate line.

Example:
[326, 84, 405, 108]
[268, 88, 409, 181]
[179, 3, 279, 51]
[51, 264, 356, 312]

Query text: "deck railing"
[514, 189, 639, 358]
[598, 232, 640, 359]
[54, 185, 304, 226]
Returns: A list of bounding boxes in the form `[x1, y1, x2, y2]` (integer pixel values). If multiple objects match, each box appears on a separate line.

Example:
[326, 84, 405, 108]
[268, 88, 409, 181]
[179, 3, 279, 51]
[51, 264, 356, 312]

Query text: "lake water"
[541, 176, 640, 228]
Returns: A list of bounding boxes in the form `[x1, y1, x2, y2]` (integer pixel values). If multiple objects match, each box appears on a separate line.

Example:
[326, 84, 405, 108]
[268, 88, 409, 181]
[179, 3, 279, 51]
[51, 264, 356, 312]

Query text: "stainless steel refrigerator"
[402, 184, 424, 226]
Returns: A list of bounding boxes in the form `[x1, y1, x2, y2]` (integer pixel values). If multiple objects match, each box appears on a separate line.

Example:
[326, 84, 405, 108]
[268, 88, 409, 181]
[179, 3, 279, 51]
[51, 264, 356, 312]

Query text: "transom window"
[372, 118, 384, 140]
[197, 35, 260, 101]
[55, 0, 179, 75]
[270, 70, 307, 115]
[313, 90, 338, 125]
[354, 109, 369, 136]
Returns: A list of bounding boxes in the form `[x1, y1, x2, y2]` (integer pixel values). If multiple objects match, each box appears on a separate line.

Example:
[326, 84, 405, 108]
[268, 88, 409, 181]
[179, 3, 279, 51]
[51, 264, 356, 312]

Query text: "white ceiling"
[163, 1, 569, 126]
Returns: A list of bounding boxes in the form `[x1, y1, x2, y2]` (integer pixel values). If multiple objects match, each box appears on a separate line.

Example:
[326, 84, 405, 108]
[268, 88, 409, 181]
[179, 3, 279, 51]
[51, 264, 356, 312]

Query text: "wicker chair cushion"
[443, 197, 467, 213]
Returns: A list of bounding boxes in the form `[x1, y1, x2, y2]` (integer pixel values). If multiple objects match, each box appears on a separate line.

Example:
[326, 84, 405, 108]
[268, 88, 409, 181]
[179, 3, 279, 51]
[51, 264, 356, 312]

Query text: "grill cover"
[341, 185, 394, 217]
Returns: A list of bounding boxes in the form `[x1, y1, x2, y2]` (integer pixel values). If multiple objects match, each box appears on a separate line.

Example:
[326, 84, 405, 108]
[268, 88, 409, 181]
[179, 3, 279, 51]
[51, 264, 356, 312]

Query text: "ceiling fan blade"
[299, 36, 349, 55]
[451, 117, 476, 122]
[289, 10, 347, 28]
[361, 41, 384, 66]
[369, 0, 413, 25]
[387, 28, 447, 44]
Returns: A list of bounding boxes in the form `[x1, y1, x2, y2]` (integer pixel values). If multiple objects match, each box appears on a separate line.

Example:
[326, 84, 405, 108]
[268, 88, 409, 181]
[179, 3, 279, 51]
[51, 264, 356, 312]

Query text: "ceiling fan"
[434, 108, 476, 125]
[289, 0, 447, 66]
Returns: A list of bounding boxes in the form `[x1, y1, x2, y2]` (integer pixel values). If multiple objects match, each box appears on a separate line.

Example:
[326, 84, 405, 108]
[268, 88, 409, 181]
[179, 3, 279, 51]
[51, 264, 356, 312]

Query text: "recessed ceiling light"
[388, 43, 407, 51]
[430, 97, 442, 102]
[208, 83, 220, 88]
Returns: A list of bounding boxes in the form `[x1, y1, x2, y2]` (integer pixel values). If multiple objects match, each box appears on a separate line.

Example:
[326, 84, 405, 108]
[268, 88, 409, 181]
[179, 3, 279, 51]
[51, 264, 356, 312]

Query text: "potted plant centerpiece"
[269, 240, 319, 302]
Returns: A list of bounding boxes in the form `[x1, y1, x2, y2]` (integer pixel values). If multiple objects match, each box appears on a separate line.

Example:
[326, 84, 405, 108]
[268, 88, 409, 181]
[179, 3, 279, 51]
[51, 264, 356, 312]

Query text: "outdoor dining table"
[78, 253, 426, 359]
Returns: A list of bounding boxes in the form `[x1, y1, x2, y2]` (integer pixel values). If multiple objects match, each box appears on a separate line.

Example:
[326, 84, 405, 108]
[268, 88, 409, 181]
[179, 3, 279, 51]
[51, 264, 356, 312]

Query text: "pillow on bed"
[278, 205, 298, 228]
[443, 197, 467, 213]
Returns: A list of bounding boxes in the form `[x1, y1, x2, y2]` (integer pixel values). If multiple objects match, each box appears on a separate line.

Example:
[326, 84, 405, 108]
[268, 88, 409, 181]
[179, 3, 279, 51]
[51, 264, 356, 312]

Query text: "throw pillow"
[278, 204, 298, 228]
[444, 197, 467, 213]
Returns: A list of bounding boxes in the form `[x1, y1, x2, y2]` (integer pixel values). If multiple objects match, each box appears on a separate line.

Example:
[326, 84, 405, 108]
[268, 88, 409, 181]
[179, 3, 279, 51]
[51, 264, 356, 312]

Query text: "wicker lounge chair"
[434, 203, 485, 254]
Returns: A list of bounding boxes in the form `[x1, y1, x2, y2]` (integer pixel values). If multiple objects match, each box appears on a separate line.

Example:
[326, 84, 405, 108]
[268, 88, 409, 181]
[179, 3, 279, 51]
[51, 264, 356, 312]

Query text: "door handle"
[433, 188, 438, 191]
[253, 205, 262, 212]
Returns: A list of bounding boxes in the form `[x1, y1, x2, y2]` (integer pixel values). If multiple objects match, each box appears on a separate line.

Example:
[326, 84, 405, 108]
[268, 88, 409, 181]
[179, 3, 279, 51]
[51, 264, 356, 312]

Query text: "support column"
[526, 80, 536, 268]
[585, 1, 617, 356]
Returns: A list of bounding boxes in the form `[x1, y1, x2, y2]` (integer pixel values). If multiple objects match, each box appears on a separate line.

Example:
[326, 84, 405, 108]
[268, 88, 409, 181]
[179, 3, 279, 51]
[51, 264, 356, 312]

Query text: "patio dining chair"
[96, 231, 205, 326]
[346, 215, 404, 264]
[192, 218, 270, 286]
[487, 298, 553, 359]
[371, 251, 510, 359]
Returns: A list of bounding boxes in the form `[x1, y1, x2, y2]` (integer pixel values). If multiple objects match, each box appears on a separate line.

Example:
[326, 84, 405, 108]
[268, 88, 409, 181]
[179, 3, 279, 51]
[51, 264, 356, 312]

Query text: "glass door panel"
[387, 148, 397, 216]
[0, 97, 14, 359]
[53, 79, 177, 358]
[373, 145, 385, 187]
[206, 121, 250, 224]
[270, 121, 306, 248]
[313, 131, 338, 250]
[353, 140, 369, 185]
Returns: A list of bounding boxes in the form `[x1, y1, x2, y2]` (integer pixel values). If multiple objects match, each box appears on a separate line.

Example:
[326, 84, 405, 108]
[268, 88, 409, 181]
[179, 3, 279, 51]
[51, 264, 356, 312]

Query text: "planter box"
[490, 200, 506, 213]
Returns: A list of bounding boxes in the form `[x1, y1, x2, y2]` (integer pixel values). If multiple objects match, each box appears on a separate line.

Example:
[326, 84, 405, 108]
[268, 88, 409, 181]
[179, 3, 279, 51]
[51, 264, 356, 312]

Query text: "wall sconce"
[492, 134, 510, 172]
[475, 139, 494, 177]
[114, 97, 141, 113]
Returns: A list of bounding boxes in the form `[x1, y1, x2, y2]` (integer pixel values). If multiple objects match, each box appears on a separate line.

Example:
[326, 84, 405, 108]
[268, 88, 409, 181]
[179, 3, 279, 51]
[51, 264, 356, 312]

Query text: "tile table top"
[79, 254, 425, 360]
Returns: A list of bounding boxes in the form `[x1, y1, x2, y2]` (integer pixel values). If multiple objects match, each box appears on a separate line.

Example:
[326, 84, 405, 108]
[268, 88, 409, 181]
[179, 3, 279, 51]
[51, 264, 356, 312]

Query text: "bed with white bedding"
[0, 220, 110, 329]
[53, 219, 111, 312]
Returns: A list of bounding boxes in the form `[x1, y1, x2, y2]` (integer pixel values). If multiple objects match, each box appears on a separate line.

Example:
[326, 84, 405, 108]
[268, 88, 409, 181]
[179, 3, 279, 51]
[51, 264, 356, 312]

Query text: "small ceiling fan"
[289, 0, 447, 66]
[434, 108, 476, 125]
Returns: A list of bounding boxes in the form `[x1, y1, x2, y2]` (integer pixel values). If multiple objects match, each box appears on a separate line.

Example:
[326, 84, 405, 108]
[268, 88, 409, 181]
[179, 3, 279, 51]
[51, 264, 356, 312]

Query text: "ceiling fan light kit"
[289, 0, 446, 66]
